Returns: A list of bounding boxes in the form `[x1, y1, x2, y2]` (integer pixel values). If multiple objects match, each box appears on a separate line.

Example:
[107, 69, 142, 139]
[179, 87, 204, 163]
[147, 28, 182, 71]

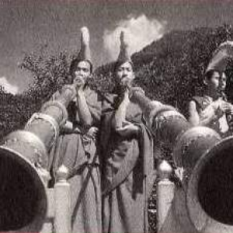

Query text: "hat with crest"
[70, 27, 92, 74]
[206, 40, 233, 73]
[76, 26, 92, 63]
[114, 31, 133, 70]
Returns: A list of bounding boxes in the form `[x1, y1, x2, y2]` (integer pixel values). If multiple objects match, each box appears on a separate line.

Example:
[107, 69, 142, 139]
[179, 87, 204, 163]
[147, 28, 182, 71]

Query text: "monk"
[189, 71, 233, 136]
[50, 27, 102, 233]
[101, 31, 155, 233]
[189, 42, 233, 136]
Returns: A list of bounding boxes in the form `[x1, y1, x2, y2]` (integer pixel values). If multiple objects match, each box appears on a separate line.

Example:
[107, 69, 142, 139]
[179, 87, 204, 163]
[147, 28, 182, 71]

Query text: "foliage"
[1, 24, 233, 139]
[0, 51, 73, 138]
[20, 51, 72, 99]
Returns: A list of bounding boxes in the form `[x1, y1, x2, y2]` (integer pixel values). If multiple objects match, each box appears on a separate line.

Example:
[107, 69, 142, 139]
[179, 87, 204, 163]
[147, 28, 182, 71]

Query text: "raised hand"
[218, 100, 230, 113]
[116, 121, 139, 138]
[86, 126, 98, 139]
[122, 88, 130, 105]
[73, 75, 86, 92]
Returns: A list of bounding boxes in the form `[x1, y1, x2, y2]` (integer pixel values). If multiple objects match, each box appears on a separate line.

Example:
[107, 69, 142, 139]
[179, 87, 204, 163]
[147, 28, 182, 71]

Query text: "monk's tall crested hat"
[115, 31, 133, 69]
[77, 26, 92, 63]
[206, 40, 233, 73]
[70, 27, 92, 74]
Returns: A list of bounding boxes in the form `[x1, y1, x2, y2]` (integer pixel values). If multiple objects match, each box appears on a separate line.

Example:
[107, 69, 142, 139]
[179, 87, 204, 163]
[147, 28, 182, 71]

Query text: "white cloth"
[200, 97, 229, 134]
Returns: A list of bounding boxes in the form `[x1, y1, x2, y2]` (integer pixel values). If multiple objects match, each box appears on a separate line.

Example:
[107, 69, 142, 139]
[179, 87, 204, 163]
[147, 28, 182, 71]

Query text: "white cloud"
[0, 77, 18, 95]
[103, 14, 166, 61]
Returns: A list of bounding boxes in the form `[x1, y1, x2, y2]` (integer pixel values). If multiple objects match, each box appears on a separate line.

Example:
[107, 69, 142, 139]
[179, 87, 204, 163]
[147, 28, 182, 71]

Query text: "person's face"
[205, 71, 221, 92]
[115, 62, 135, 88]
[219, 72, 227, 91]
[72, 61, 91, 84]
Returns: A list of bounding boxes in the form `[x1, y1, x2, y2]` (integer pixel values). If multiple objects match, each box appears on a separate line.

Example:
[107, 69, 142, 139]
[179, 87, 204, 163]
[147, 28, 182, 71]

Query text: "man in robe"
[50, 27, 102, 233]
[189, 41, 233, 137]
[101, 31, 155, 233]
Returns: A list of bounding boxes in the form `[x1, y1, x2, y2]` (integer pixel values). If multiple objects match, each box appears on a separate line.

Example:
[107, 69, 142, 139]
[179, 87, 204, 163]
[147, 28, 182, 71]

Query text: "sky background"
[1, 0, 233, 93]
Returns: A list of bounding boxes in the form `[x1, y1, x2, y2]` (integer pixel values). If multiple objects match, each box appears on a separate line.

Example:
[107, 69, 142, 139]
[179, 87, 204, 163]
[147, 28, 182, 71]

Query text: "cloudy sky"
[1, 0, 233, 93]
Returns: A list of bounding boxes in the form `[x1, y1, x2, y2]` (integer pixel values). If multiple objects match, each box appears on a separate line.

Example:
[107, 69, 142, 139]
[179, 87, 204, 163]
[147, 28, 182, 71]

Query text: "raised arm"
[112, 90, 139, 137]
[189, 99, 225, 127]
[75, 87, 93, 129]
[112, 90, 130, 129]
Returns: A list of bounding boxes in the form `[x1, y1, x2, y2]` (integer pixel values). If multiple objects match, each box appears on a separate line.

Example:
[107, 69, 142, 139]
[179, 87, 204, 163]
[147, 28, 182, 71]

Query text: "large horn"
[187, 136, 233, 232]
[130, 87, 233, 232]
[0, 85, 76, 232]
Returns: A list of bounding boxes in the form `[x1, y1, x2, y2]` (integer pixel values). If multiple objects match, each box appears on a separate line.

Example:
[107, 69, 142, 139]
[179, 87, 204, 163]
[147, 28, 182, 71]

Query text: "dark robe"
[101, 94, 155, 233]
[50, 87, 102, 233]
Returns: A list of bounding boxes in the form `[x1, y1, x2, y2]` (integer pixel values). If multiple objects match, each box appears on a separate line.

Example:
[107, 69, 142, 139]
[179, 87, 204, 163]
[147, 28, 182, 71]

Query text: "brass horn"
[0, 85, 76, 232]
[130, 87, 233, 232]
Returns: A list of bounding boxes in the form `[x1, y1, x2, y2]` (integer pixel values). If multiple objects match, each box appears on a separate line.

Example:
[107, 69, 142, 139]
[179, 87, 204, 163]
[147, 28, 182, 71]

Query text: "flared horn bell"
[0, 144, 47, 232]
[0, 84, 76, 232]
[187, 136, 233, 232]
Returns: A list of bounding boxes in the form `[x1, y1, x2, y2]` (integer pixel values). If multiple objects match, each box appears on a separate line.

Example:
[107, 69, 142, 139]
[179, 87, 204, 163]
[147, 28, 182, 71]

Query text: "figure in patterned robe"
[189, 70, 233, 137]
